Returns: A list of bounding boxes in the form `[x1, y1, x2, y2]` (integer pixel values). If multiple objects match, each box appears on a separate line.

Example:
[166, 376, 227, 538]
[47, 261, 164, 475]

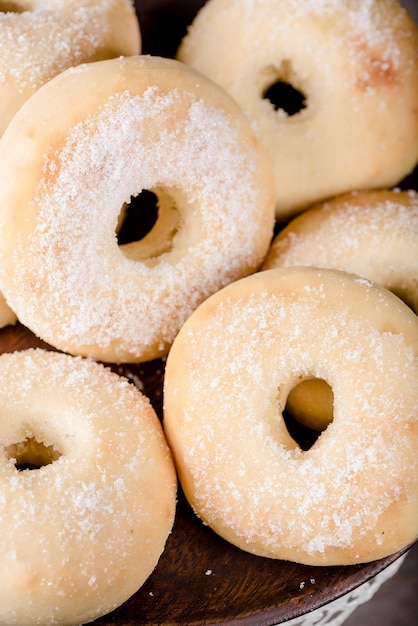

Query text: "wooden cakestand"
[0, 1, 416, 624]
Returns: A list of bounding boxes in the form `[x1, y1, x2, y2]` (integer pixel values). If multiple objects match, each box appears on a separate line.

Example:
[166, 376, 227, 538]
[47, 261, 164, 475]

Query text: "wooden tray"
[1, 1, 416, 624]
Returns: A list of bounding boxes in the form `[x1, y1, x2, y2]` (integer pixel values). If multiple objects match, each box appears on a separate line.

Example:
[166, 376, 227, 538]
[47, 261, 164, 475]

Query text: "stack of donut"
[0, 1, 417, 624]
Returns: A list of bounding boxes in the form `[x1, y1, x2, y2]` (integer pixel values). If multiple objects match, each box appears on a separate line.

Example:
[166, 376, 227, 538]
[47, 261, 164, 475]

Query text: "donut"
[0, 0, 141, 137]
[177, 0, 418, 219]
[0, 348, 176, 626]
[263, 189, 418, 312]
[262, 188, 418, 431]
[163, 266, 418, 566]
[0, 55, 275, 363]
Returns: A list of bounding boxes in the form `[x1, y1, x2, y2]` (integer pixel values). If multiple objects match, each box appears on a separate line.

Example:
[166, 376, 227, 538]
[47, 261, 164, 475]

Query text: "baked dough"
[0, 55, 274, 363]
[263, 189, 418, 312]
[0, 0, 141, 137]
[163, 267, 418, 566]
[177, 0, 418, 218]
[0, 348, 176, 626]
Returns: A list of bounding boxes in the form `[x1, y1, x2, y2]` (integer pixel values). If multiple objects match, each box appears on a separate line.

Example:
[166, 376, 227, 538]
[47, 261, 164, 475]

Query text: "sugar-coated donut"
[177, 0, 418, 219]
[0, 55, 274, 363]
[0, 348, 176, 626]
[262, 188, 418, 431]
[0, 0, 141, 137]
[263, 189, 418, 312]
[163, 267, 418, 566]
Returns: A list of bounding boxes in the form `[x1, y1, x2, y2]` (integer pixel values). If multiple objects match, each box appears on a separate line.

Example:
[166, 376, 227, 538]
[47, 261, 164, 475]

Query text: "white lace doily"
[280, 553, 407, 626]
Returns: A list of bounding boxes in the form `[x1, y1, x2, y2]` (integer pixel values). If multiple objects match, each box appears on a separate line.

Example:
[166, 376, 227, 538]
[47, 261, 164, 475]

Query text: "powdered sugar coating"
[0, 0, 140, 136]
[263, 189, 418, 312]
[163, 267, 418, 566]
[0, 56, 274, 363]
[177, 0, 418, 217]
[0, 348, 176, 626]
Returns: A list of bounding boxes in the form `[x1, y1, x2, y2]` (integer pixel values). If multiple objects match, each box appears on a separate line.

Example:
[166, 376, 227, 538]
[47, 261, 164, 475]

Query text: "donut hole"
[117, 190, 159, 245]
[117, 187, 182, 262]
[283, 378, 334, 450]
[5, 436, 62, 471]
[264, 82, 307, 116]
[262, 62, 307, 116]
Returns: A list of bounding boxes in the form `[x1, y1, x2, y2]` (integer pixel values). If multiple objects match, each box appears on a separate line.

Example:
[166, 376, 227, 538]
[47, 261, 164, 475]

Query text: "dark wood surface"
[1, 1, 417, 624]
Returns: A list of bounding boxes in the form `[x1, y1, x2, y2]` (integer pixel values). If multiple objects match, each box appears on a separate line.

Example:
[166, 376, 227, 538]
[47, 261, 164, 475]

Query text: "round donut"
[0, 55, 275, 363]
[163, 267, 418, 566]
[0, 0, 141, 137]
[262, 188, 418, 431]
[177, 0, 418, 219]
[0, 348, 176, 626]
